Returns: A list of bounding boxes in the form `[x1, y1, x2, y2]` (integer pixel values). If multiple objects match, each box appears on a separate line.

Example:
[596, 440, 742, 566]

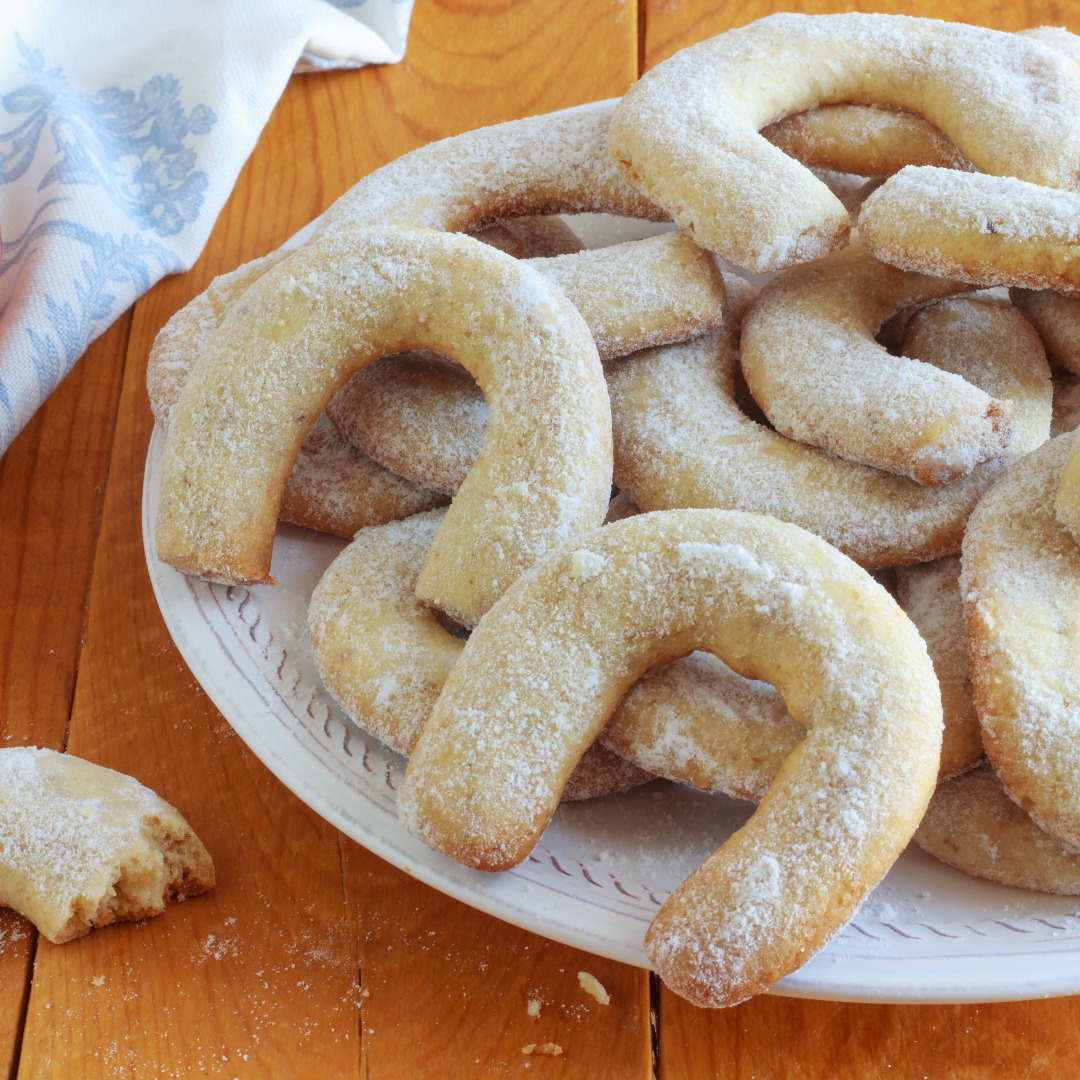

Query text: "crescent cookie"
[315, 107, 730, 359]
[308, 508, 652, 801]
[762, 104, 972, 178]
[605, 553, 980, 796]
[608, 13, 1080, 273]
[858, 168, 1080, 296]
[739, 240, 1012, 486]
[318, 105, 665, 238]
[895, 558, 983, 781]
[608, 299, 1049, 567]
[600, 652, 799, 804]
[0, 747, 214, 944]
[915, 766, 1080, 896]
[147, 254, 445, 539]
[398, 509, 941, 1007]
[962, 434, 1080, 848]
[326, 271, 748, 500]
[156, 227, 611, 630]
[146, 216, 584, 430]
[524, 231, 726, 361]
[899, 297, 1052, 456]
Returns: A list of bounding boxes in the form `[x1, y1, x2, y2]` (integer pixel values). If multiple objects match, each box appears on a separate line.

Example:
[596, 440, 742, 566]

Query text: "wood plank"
[12, 0, 651, 1075]
[12, 72, 368, 1080]
[641, 3, 1080, 1076]
[0, 312, 131, 1079]
[659, 994, 1080, 1079]
[345, 844, 652, 1080]
[330, 1, 655, 1075]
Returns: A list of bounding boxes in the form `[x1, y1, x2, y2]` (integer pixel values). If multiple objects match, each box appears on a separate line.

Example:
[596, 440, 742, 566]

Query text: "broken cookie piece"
[0, 747, 214, 943]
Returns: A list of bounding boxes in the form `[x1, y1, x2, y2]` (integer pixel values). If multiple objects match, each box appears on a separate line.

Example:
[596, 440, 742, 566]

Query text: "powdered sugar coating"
[327, 232, 727, 497]
[318, 107, 667, 238]
[740, 240, 1011, 485]
[0, 748, 213, 944]
[600, 652, 800, 803]
[329, 357, 485, 498]
[916, 766, 1080, 895]
[609, 13, 1080, 272]
[895, 556, 983, 780]
[147, 251, 289, 430]
[529, 231, 726, 360]
[860, 167, 1080, 295]
[962, 434, 1080, 848]
[156, 228, 611, 629]
[147, 252, 444, 538]
[900, 297, 1052, 459]
[607, 553, 980, 800]
[607, 314, 1047, 567]
[308, 509, 649, 800]
[277, 418, 447, 538]
[398, 509, 941, 1007]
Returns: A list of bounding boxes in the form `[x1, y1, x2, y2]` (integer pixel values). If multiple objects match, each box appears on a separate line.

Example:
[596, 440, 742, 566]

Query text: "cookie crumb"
[90, 976, 105, 987]
[577, 971, 610, 1005]
[527, 998, 541, 1017]
[522, 1043, 563, 1057]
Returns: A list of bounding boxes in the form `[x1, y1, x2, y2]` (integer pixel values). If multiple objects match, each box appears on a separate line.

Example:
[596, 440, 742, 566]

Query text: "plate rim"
[142, 96, 1080, 1004]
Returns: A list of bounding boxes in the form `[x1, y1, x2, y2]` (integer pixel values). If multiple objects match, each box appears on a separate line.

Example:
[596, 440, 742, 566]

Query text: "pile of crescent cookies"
[141, 13, 1080, 1008]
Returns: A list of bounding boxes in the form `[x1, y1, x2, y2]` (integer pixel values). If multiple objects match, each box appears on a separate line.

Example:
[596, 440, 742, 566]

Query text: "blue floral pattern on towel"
[0, 34, 216, 236]
[0, 1, 413, 457]
[0, 33, 214, 447]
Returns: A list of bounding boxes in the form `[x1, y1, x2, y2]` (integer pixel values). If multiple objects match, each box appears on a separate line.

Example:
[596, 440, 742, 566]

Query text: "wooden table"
[4, 1, 1080, 1075]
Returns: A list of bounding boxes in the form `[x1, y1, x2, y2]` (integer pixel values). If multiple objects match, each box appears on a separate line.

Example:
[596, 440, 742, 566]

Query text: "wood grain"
[659, 993, 1080, 1079]
[345, 843, 652, 1079]
[640, 4, 1080, 1077]
[15, 185, 364, 1077]
[0, 312, 131, 1080]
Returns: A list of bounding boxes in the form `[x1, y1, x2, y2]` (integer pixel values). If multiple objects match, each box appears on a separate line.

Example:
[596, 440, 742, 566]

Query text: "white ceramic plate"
[143, 101, 1080, 1003]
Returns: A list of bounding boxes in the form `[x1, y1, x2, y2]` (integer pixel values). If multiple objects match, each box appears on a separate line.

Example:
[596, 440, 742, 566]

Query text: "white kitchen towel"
[0, 0, 414, 455]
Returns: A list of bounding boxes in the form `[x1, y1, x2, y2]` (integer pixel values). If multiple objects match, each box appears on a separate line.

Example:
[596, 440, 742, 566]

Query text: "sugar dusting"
[916, 766, 1080, 894]
[309, 508, 649, 799]
[961, 434, 1080, 848]
[319, 107, 666, 238]
[740, 241, 1008, 484]
[860, 167, 1080, 291]
[608, 330, 1006, 567]
[400, 511, 940, 1002]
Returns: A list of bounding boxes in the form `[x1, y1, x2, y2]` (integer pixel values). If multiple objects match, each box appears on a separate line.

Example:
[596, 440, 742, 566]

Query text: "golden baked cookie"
[609, 13, 1080, 272]
[157, 227, 611, 630]
[915, 766, 1080, 895]
[740, 240, 1010, 486]
[399, 509, 941, 1007]
[962, 434, 1080, 848]
[0, 747, 213, 944]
